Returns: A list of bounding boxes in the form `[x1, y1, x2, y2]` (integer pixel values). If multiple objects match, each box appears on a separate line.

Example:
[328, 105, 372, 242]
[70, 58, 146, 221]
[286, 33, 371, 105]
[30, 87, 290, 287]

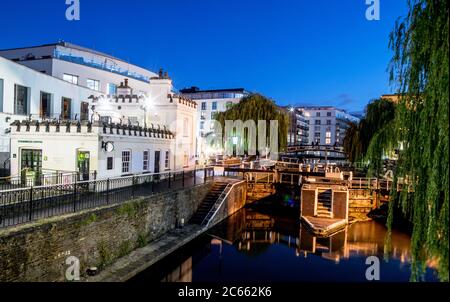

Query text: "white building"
[0, 41, 198, 179]
[179, 87, 249, 159]
[299, 106, 360, 146]
[0, 55, 101, 167]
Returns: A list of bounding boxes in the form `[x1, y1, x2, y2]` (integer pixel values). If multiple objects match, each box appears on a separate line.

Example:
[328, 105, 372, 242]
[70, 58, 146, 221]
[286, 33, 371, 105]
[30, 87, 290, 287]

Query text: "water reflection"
[130, 208, 438, 282]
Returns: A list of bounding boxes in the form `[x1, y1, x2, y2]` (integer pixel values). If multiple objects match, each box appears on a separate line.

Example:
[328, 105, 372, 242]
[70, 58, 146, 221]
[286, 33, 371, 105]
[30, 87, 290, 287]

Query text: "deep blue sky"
[0, 0, 407, 112]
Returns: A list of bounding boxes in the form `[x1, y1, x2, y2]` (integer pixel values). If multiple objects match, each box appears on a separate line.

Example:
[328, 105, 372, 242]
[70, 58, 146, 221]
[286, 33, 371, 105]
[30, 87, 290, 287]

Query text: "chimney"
[159, 68, 163, 78]
[124, 79, 129, 87]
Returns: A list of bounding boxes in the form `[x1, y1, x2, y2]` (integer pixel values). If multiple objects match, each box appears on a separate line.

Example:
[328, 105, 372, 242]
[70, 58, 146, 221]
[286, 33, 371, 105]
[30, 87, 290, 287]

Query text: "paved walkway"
[86, 224, 206, 282]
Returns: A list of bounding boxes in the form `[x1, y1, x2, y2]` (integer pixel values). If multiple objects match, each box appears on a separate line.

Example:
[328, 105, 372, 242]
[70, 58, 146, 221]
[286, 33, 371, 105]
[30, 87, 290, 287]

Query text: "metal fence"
[0, 167, 214, 229]
[0, 171, 98, 191]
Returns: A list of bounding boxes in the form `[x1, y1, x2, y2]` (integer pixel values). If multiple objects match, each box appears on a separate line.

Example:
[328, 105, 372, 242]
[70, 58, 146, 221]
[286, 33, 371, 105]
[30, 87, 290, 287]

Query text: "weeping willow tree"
[387, 0, 448, 281]
[342, 98, 396, 169]
[215, 94, 289, 154]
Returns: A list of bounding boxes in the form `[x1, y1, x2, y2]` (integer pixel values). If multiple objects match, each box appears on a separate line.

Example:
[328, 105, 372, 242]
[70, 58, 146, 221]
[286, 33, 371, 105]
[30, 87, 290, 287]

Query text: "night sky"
[0, 0, 408, 112]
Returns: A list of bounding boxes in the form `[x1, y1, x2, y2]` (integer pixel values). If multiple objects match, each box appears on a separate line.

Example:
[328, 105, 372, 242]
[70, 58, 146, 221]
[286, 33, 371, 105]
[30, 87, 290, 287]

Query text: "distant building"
[280, 106, 309, 146]
[180, 87, 249, 158]
[298, 106, 360, 146]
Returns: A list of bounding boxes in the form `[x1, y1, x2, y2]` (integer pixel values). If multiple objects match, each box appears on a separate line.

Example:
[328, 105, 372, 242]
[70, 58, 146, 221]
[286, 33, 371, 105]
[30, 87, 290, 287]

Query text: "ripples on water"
[130, 208, 439, 282]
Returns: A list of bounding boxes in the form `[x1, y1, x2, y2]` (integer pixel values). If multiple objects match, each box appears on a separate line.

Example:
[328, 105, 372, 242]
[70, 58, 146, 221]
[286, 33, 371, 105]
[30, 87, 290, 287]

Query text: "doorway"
[40, 92, 51, 118]
[77, 151, 90, 180]
[61, 97, 72, 120]
[20, 149, 42, 185]
[154, 151, 160, 174]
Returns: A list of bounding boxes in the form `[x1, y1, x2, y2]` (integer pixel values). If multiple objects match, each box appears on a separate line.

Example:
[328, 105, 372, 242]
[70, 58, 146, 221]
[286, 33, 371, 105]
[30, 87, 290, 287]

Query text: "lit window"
[63, 74, 78, 85]
[87, 79, 100, 91]
[326, 131, 331, 138]
[326, 138, 331, 144]
[143, 150, 149, 171]
[122, 150, 131, 173]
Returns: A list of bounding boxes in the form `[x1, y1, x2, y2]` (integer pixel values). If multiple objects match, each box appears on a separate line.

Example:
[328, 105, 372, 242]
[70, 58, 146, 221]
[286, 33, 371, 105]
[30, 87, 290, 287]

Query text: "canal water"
[130, 206, 439, 282]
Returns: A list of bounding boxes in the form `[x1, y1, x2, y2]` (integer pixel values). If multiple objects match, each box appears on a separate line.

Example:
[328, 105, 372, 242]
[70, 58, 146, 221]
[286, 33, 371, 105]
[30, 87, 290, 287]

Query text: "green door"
[77, 151, 90, 180]
[20, 149, 42, 186]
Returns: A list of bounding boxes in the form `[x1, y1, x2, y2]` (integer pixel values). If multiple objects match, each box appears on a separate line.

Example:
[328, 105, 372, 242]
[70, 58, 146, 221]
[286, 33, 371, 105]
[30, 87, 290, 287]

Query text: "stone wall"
[0, 182, 213, 282]
[348, 189, 376, 221]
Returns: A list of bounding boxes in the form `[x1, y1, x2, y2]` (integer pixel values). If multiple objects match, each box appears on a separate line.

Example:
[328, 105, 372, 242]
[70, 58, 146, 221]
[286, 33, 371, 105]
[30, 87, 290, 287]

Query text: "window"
[165, 151, 170, 169]
[200, 111, 206, 119]
[107, 83, 117, 95]
[327, 112, 332, 117]
[315, 120, 321, 125]
[183, 118, 189, 137]
[61, 97, 72, 120]
[63, 74, 78, 85]
[316, 112, 320, 117]
[315, 132, 321, 137]
[201, 102, 207, 110]
[14, 84, 29, 115]
[128, 116, 138, 125]
[200, 121, 205, 130]
[314, 126, 321, 131]
[87, 79, 100, 91]
[326, 120, 332, 125]
[326, 131, 331, 138]
[183, 152, 189, 167]
[0, 79, 3, 112]
[80, 102, 89, 121]
[107, 157, 114, 170]
[40, 92, 52, 118]
[211, 112, 217, 120]
[122, 150, 131, 173]
[143, 150, 149, 171]
[212, 101, 217, 110]
[326, 138, 331, 145]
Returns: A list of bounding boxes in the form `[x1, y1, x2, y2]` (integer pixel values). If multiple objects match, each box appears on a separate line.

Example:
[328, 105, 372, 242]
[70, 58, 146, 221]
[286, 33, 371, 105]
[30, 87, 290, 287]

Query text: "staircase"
[316, 188, 333, 218]
[190, 182, 229, 225]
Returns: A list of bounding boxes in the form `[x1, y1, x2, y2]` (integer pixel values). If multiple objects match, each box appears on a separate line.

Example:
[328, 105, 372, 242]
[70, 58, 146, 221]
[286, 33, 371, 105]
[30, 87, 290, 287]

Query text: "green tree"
[387, 0, 448, 281]
[215, 94, 289, 154]
[342, 98, 396, 170]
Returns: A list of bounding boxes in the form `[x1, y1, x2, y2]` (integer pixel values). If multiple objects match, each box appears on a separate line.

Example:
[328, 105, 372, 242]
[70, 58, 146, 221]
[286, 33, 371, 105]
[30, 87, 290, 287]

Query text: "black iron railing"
[0, 167, 214, 229]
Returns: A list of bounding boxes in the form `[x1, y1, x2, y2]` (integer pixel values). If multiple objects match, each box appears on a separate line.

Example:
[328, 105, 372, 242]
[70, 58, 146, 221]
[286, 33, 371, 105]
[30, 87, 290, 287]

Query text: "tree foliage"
[215, 94, 289, 154]
[342, 98, 396, 169]
[388, 0, 448, 281]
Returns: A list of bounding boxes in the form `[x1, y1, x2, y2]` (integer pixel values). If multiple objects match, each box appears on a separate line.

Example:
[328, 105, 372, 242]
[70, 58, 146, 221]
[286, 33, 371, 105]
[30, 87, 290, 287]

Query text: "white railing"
[200, 181, 245, 228]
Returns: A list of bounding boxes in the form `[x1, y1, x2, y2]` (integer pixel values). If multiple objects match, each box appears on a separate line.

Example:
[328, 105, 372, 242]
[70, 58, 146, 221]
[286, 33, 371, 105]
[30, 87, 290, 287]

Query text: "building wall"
[301, 107, 360, 146]
[0, 57, 101, 163]
[9, 124, 173, 179]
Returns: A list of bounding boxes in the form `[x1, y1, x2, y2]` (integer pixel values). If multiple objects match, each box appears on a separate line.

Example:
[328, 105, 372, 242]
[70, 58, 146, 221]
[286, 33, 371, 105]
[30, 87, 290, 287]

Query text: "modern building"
[0, 41, 198, 180]
[180, 87, 249, 159]
[299, 106, 360, 146]
[281, 106, 309, 146]
[0, 55, 101, 169]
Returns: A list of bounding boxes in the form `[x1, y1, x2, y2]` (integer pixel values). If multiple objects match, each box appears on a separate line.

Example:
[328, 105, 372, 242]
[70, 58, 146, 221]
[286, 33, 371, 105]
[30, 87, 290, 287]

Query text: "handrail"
[201, 180, 245, 228]
[0, 166, 214, 193]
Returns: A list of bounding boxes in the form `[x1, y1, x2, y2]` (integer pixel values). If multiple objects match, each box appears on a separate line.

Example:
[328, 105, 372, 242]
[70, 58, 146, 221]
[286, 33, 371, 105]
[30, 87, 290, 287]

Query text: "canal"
[129, 205, 439, 282]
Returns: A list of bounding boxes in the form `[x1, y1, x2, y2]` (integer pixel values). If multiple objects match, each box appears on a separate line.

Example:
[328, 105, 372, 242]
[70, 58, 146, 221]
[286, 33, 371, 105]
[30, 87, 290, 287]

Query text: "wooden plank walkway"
[301, 216, 347, 237]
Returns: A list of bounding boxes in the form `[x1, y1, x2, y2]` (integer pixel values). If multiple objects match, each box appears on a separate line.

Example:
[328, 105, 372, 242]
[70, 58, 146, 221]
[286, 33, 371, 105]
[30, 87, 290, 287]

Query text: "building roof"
[179, 87, 248, 94]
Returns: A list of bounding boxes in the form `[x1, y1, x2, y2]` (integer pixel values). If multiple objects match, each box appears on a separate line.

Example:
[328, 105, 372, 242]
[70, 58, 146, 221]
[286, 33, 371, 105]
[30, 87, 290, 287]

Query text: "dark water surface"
[130, 207, 439, 282]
